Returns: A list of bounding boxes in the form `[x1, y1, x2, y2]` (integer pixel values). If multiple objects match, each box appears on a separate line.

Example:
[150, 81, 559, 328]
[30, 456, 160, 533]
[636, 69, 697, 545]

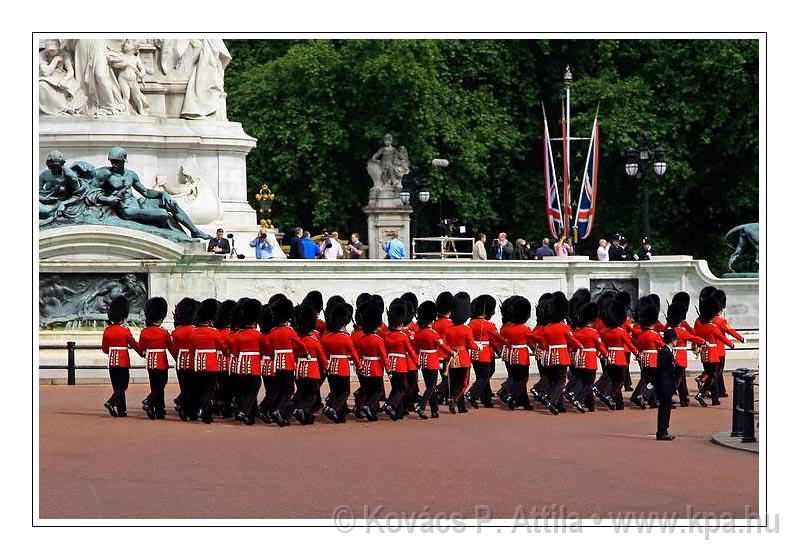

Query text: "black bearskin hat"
[197, 299, 219, 325]
[699, 286, 717, 302]
[416, 301, 437, 326]
[579, 302, 600, 325]
[144, 297, 168, 325]
[698, 297, 720, 323]
[327, 303, 353, 332]
[672, 291, 691, 309]
[511, 297, 532, 325]
[241, 298, 263, 326]
[370, 294, 385, 314]
[536, 293, 554, 326]
[268, 293, 287, 305]
[639, 304, 659, 327]
[596, 291, 616, 315]
[615, 290, 632, 309]
[326, 295, 346, 311]
[605, 301, 627, 329]
[173, 298, 199, 327]
[108, 295, 129, 324]
[388, 300, 407, 327]
[296, 304, 318, 336]
[646, 293, 661, 312]
[356, 292, 372, 309]
[471, 294, 496, 320]
[712, 289, 727, 310]
[666, 302, 688, 327]
[361, 302, 383, 334]
[303, 291, 324, 313]
[401, 292, 419, 314]
[436, 291, 454, 315]
[550, 292, 569, 323]
[452, 292, 471, 325]
[258, 304, 275, 334]
[271, 297, 294, 324]
[214, 299, 237, 329]
[571, 288, 591, 306]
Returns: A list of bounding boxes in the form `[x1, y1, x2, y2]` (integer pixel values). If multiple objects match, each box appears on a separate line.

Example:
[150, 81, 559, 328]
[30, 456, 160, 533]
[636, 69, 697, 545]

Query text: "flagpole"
[564, 66, 576, 242]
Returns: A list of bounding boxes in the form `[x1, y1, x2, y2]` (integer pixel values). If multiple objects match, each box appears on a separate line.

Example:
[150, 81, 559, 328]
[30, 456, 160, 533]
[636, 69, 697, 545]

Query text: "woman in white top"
[596, 239, 609, 261]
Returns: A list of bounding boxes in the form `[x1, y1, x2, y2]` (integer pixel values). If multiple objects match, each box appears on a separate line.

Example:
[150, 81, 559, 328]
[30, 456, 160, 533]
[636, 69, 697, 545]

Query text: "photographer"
[321, 230, 344, 260]
[512, 238, 531, 260]
[491, 232, 513, 260]
[207, 228, 230, 255]
[250, 227, 276, 260]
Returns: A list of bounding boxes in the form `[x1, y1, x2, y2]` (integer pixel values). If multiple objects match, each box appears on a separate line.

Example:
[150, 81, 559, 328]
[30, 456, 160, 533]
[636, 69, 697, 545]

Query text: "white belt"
[196, 349, 216, 353]
[475, 341, 488, 347]
[549, 344, 567, 349]
[109, 346, 127, 351]
[420, 349, 438, 353]
[362, 356, 380, 360]
[329, 354, 349, 359]
[511, 344, 528, 349]
[705, 344, 717, 347]
[641, 350, 657, 354]
[675, 346, 691, 351]
[275, 349, 292, 354]
[388, 353, 406, 358]
[608, 347, 624, 351]
[579, 348, 596, 352]
[177, 348, 190, 355]
[298, 357, 317, 362]
[146, 348, 166, 355]
[239, 352, 260, 357]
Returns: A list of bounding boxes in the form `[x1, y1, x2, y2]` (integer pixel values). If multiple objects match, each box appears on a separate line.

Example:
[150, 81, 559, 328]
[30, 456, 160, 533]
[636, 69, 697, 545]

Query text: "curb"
[711, 431, 758, 454]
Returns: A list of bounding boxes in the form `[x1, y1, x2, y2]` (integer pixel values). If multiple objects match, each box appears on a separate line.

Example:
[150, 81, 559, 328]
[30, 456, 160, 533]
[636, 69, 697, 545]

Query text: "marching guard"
[320, 303, 361, 423]
[101, 295, 140, 417]
[170, 298, 199, 420]
[137, 297, 172, 419]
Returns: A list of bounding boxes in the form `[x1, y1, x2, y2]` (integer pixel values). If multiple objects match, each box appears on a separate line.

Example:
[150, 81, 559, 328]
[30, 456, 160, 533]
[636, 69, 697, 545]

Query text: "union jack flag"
[543, 109, 563, 238]
[576, 115, 600, 240]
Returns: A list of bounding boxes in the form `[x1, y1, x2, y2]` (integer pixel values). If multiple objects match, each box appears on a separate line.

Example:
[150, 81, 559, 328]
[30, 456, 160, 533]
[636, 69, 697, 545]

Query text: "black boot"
[104, 401, 118, 418]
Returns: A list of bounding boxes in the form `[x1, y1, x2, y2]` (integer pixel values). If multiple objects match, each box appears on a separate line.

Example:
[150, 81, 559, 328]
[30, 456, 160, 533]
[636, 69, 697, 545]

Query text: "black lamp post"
[624, 132, 667, 240]
[400, 167, 432, 258]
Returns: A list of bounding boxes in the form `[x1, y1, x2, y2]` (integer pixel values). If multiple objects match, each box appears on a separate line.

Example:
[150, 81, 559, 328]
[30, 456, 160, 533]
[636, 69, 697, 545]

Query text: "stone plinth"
[363, 187, 412, 259]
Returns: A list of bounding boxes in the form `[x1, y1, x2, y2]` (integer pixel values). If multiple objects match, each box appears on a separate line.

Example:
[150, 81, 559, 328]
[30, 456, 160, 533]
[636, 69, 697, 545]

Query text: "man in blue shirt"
[384, 231, 406, 260]
[249, 228, 276, 260]
[301, 231, 322, 259]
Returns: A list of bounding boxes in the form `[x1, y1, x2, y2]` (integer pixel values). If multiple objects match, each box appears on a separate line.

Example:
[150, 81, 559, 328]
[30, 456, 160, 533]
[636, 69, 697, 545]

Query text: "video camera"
[439, 218, 466, 237]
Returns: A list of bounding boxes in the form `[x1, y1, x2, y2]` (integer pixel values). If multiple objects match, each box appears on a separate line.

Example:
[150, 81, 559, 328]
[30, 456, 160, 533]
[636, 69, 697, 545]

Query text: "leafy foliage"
[226, 39, 758, 274]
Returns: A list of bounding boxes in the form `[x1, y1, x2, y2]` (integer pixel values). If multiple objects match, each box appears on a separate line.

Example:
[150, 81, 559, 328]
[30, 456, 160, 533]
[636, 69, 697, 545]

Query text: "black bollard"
[741, 372, 758, 444]
[730, 368, 748, 438]
[66, 341, 76, 386]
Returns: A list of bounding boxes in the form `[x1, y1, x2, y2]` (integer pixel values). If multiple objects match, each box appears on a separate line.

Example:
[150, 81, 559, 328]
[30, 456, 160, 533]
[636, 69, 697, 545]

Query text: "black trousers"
[108, 367, 129, 413]
[236, 375, 262, 418]
[386, 372, 407, 413]
[175, 369, 192, 408]
[404, 369, 420, 411]
[418, 369, 440, 413]
[699, 361, 720, 403]
[624, 366, 633, 390]
[295, 378, 320, 418]
[359, 376, 384, 412]
[216, 370, 233, 413]
[448, 367, 470, 409]
[353, 374, 366, 409]
[468, 361, 494, 404]
[597, 364, 626, 408]
[634, 367, 659, 406]
[326, 375, 350, 417]
[545, 365, 568, 408]
[145, 369, 168, 412]
[532, 363, 549, 396]
[567, 368, 596, 409]
[196, 372, 218, 415]
[674, 365, 689, 404]
[273, 370, 296, 416]
[717, 356, 728, 395]
[258, 375, 277, 415]
[505, 364, 531, 407]
[656, 390, 672, 437]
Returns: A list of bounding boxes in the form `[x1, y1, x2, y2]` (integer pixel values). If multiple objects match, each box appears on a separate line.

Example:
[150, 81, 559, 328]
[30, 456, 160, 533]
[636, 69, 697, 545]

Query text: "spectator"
[534, 237, 555, 260]
[250, 227, 277, 260]
[557, 237, 574, 257]
[608, 234, 628, 261]
[492, 232, 513, 260]
[512, 238, 531, 260]
[348, 233, 365, 259]
[633, 236, 655, 261]
[301, 231, 322, 259]
[288, 227, 304, 259]
[207, 227, 230, 255]
[321, 231, 344, 260]
[472, 233, 487, 260]
[384, 230, 407, 260]
[596, 239, 609, 261]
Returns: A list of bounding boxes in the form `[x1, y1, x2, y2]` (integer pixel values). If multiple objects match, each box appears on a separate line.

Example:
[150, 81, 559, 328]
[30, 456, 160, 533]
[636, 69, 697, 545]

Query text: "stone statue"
[108, 39, 149, 115]
[38, 40, 84, 115]
[39, 150, 86, 222]
[368, 134, 411, 191]
[39, 147, 212, 242]
[39, 273, 147, 327]
[725, 222, 759, 273]
[65, 39, 127, 116]
[151, 157, 222, 227]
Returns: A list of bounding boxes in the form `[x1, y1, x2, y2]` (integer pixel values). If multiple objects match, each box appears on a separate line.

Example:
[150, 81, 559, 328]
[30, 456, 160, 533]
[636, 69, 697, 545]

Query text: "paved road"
[39, 374, 758, 520]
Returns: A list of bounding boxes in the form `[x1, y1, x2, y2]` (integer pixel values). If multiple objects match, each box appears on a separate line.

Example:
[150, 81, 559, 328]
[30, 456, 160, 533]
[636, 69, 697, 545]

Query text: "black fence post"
[730, 368, 747, 438]
[741, 372, 757, 444]
[66, 341, 76, 386]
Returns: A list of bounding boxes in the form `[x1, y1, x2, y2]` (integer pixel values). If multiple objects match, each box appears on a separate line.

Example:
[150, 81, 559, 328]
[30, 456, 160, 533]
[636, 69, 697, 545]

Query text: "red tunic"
[259, 331, 274, 376]
[499, 323, 538, 366]
[354, 332, 388, 376]
[534, 322, 583, 366]
[102, 324, 140, 368]
[190, 325, 228, 372]
[635, 328, 665, 368]
[712, 315, 745, 356]
[228, 328, 262, 375]
[693, 320, 735, 363]
[443, 323, 478, 368]
[592, 317, 607, 335]
[432, 317, 453, 361]
[321, 331, 362, 376]
[216, 327, 230, 372]
[600, 327, 639, 366]
[412, 327, 452, 370]
[296, 334, 329, 379]
[170, 325, 196, 371]
[138, 325, 173, 370]
[468, 318, 501, 362]
[672, 326, 705, 368]
[571, 326, 607, 371]
[680, 320, 695, 335]
[315, 318, 327, 335]
[267, 324, 308, 372]
[384, 329, 418, 373]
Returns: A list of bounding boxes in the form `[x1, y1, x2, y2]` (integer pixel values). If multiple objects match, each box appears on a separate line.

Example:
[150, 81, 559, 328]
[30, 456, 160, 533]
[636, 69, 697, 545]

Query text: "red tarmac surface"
[39, 374, 758, 520]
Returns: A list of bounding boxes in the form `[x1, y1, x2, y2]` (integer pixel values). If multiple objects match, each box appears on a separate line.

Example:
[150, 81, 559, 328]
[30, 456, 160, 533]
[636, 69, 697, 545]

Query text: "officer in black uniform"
[655, 328, 678, 441]
[608, 234, 628, 261]
[633, 236, 655, 261]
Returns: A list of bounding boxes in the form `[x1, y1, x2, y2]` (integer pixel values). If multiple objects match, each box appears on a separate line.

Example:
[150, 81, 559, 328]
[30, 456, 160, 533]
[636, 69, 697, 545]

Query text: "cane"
[444, 354, 456, 414]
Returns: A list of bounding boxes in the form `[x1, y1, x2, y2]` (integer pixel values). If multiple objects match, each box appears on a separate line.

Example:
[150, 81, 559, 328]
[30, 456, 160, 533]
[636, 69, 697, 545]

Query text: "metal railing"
[731, 368, 759, 444]
[40, 341, 147, 385]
